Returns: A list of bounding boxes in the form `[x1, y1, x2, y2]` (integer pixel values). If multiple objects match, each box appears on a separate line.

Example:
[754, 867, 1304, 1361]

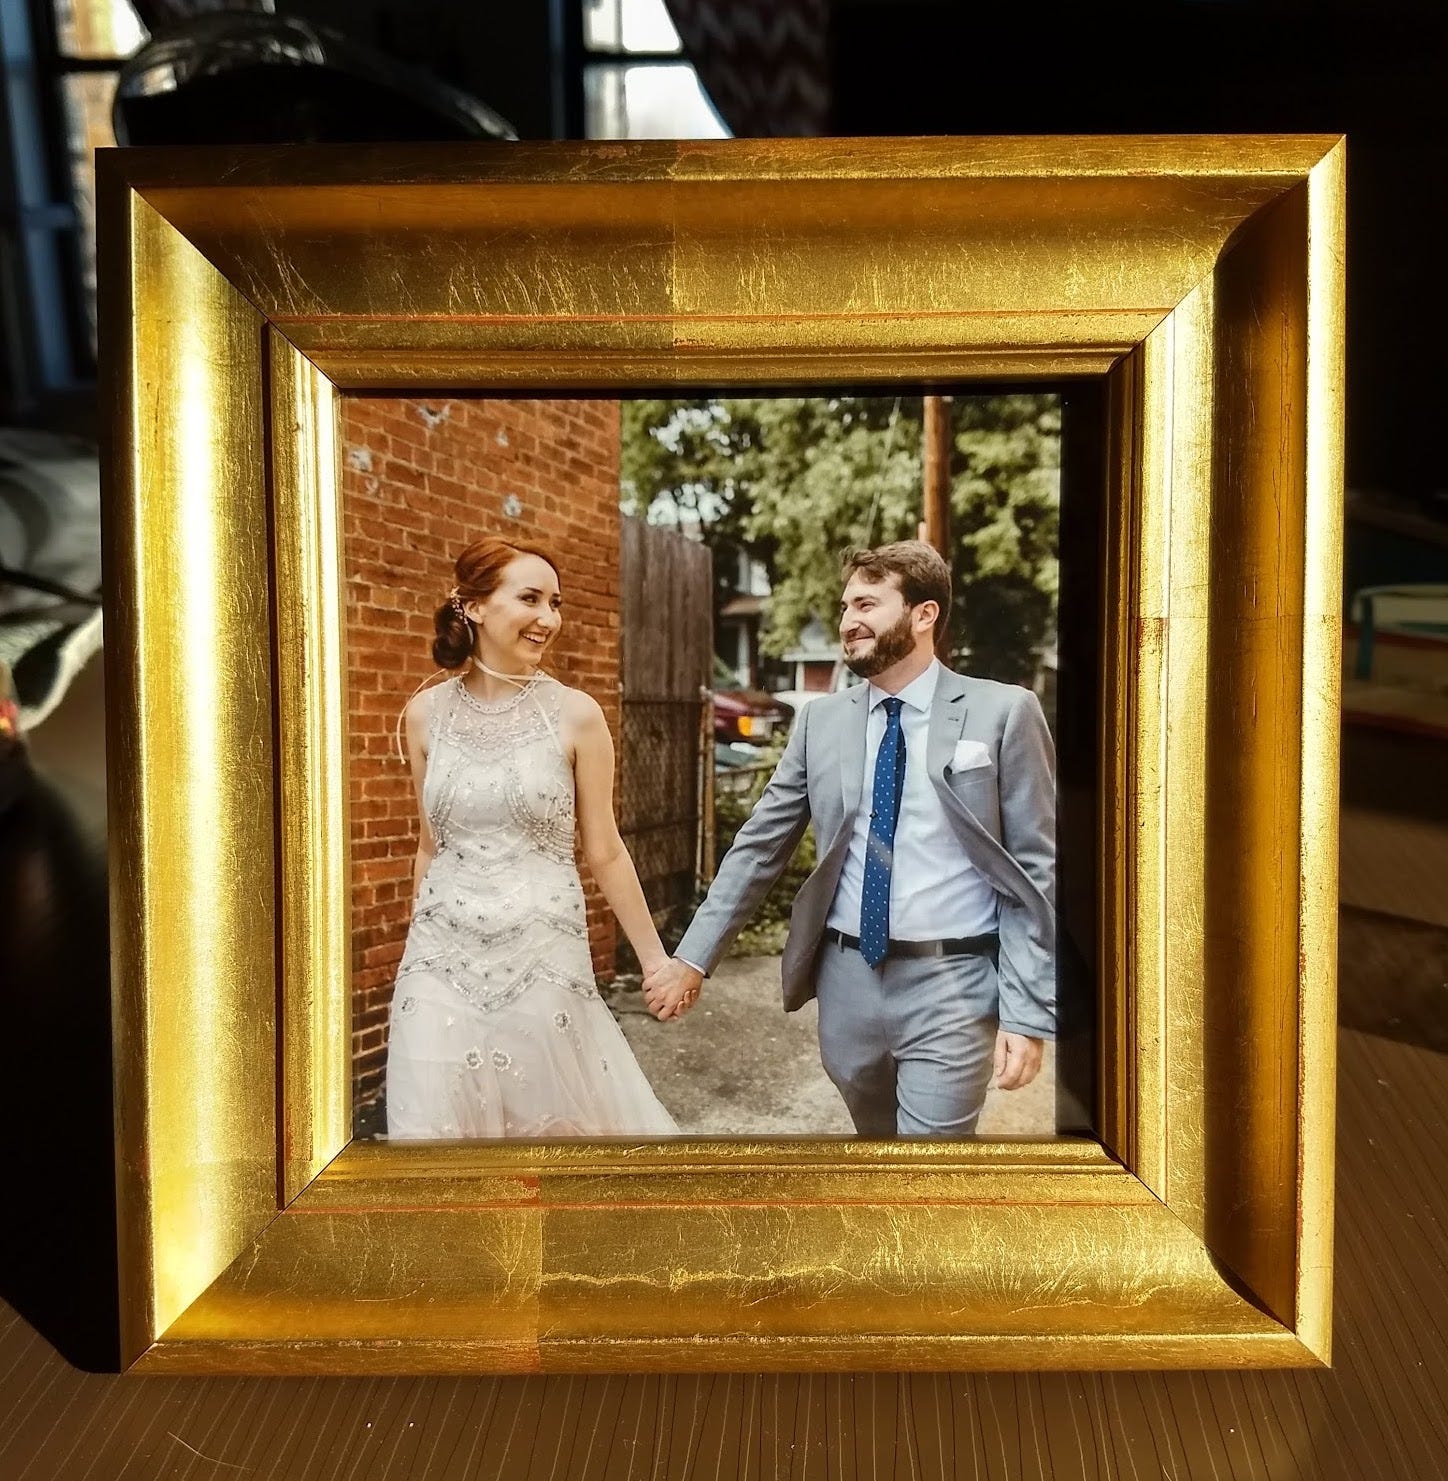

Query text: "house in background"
[715, 548, 850, 697]
[715, 546, 788, 690]
[780, 613, 843, 694]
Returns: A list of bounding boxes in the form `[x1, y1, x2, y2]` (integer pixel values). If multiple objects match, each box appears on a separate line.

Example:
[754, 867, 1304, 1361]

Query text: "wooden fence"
[617, 516, 714, 922]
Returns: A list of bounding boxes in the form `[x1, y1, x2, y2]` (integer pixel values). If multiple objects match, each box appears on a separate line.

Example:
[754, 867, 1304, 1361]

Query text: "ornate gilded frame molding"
[99, 137, 1342, 1373]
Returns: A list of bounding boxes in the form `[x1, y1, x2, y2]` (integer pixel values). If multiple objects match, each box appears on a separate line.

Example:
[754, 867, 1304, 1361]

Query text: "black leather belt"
[823, 927, 999, 966]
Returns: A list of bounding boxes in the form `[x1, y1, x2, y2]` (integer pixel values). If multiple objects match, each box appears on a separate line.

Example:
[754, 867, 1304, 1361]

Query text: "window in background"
[581, 0, 728, 139]
[53, 0, 144, 57]
[51, 1, 147, 350]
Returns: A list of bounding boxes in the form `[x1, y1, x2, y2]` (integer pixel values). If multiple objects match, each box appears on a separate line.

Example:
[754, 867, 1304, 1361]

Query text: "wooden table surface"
[1, 1020, 1444, 1480]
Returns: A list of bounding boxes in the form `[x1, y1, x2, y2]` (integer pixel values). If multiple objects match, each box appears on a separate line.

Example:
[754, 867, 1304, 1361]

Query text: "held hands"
[992, 1031, 1045, 1091]
[641, 957, 704, 1021]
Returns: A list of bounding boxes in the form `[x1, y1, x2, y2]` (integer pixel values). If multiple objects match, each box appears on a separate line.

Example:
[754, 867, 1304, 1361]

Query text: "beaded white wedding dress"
[384, 676, 678, 1139]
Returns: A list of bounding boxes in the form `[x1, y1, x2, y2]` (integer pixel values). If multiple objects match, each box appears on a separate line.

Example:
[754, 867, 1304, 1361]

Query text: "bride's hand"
[638, 952, 670, 984]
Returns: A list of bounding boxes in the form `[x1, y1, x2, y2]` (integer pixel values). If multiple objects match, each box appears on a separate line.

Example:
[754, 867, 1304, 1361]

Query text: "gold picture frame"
[98, 136, 1343, 1374]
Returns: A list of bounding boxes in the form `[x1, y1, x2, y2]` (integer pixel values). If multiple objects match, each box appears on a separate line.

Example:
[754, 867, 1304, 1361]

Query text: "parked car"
[772, 689, 828, 719]
[712, 688, 791, 746]
[773, 669, 862, 718]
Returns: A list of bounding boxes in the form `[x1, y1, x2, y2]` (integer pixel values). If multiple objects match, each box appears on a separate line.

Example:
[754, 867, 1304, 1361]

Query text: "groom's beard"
[841, 607, 916, 678]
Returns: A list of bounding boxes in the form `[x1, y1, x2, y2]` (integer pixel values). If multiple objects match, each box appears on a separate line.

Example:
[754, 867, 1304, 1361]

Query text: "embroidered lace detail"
[390, 682, 597, 1015]
[453, 673, 546, 716]
[425, 679, 573, 862]
[424, 958, 600, 1015]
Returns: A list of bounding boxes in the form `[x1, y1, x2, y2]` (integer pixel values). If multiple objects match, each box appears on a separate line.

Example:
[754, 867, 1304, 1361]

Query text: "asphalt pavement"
[608, 953, 1059, 1137]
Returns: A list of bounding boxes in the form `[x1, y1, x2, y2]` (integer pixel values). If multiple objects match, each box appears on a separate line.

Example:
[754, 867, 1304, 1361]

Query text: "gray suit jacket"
[676, 667, 1056, 1038]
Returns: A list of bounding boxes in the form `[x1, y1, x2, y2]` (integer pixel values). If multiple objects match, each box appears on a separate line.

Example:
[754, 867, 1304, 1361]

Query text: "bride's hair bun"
[431, 599, 473, 669]
[431, 534, 560, 670]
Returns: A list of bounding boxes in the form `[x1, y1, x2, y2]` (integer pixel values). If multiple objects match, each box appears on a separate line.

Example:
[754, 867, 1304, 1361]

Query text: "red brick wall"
[343, 397, 622, 1117]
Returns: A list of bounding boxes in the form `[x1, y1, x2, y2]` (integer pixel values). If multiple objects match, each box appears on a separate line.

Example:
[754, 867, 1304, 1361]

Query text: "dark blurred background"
[2, 0, 1447, 511]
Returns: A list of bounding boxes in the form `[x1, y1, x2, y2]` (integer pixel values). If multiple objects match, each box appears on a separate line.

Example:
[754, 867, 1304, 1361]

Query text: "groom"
[643, 541, 1056, 1137]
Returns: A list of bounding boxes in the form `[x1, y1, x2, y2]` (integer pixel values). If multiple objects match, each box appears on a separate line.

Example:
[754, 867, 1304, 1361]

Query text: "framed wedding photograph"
[99, 135, 1343, 1373]
[341, 386, 1096, 1147]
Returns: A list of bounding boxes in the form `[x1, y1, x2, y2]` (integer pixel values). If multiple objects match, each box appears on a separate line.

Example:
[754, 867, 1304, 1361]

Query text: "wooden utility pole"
[922, 394, 952, 555]
[921, 394, 953, 657]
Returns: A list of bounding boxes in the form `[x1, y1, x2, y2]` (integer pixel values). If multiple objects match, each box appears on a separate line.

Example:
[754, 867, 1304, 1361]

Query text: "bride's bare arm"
[403, 687, 438, 902]
[566, 690, 669, 978]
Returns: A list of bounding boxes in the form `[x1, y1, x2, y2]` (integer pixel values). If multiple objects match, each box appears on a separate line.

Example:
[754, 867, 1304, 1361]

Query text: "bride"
[383, 535, 687, 1139]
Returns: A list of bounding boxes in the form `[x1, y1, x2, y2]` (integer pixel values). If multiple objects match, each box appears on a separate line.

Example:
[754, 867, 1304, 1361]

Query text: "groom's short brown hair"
[841, 540, 952, 633]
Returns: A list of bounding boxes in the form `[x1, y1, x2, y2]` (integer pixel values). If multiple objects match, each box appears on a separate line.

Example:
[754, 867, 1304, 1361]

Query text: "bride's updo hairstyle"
[432, 535, 561, 669]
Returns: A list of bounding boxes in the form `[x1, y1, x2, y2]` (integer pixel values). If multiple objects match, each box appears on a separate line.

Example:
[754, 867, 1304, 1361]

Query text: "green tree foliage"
[619, 398, 774, 612]
[620, 395, 1060, 685]
[945, 396, 1061, 684]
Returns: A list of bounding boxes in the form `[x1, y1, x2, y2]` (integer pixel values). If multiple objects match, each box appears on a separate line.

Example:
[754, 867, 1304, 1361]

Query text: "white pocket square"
[949, 738, 993, 773]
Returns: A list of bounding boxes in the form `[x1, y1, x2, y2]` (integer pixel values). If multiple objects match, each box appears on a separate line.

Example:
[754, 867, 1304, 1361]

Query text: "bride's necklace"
[393, 656, 557, 763]
[457, 656, 552, 713]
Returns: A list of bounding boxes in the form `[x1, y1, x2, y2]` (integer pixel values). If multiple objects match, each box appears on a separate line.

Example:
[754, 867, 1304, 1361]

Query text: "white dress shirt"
[826, 659, 999, 941]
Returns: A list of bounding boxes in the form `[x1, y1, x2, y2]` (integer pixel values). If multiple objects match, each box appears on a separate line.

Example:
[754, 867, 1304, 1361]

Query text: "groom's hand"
[992, 1031, 1044, 1090]
[642, 958, 704, 1020]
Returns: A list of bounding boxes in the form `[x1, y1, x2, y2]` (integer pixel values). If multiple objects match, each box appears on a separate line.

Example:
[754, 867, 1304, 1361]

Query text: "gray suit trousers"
[815, 939, 1000, 1137]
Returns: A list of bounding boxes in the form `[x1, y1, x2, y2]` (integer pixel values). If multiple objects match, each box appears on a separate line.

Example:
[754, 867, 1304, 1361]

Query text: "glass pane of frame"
[338, 389, 1092, 1145]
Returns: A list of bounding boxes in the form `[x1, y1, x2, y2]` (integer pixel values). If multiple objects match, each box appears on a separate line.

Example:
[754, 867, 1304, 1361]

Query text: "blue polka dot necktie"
[859, 696, 906, 968]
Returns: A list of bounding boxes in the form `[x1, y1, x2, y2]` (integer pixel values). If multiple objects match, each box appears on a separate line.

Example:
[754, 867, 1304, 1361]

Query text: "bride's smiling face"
[465, 553, 563, 669]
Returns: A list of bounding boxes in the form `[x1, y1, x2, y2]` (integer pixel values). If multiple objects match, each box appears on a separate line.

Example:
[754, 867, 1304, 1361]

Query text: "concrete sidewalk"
[608, 953, 1058, 1137]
